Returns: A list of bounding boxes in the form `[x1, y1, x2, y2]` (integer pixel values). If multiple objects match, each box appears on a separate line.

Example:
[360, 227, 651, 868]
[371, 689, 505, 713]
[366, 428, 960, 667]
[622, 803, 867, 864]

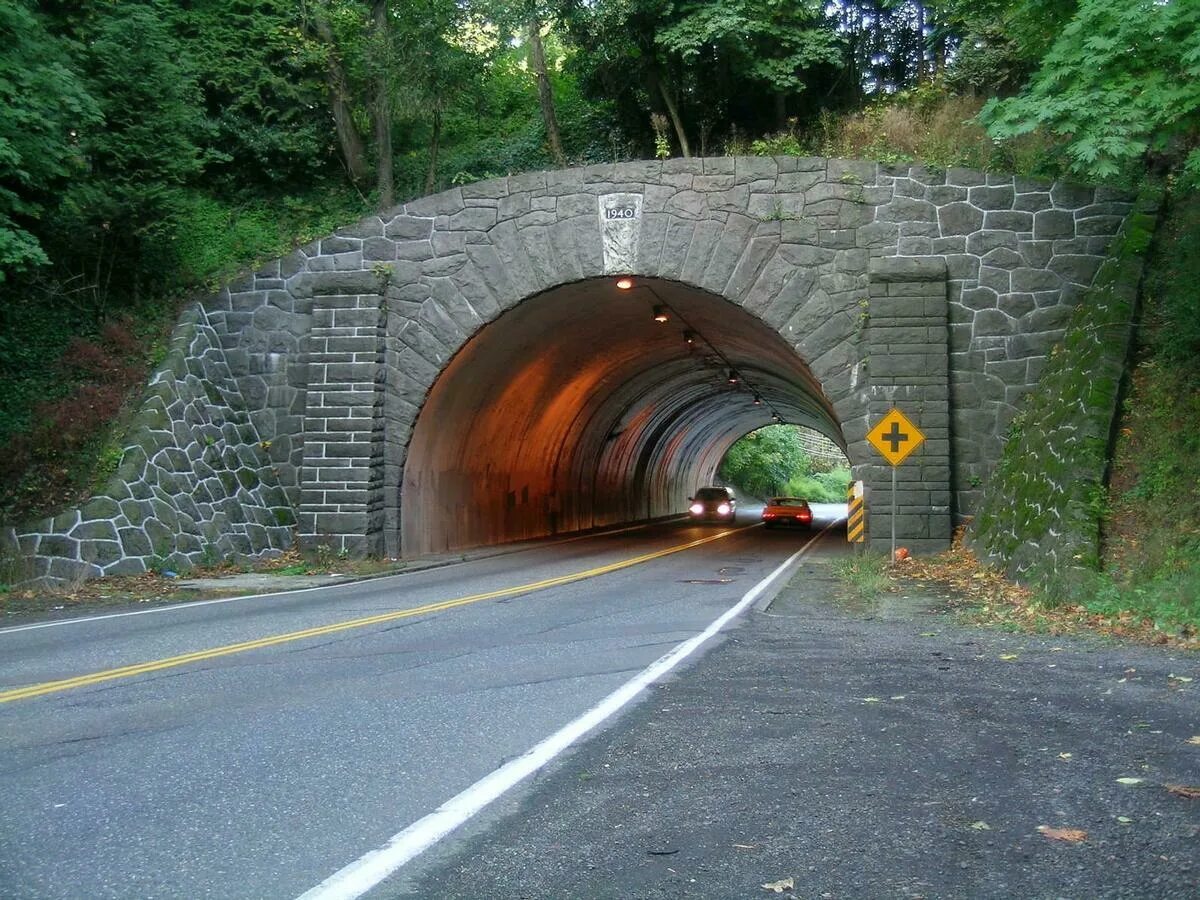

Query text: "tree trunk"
[650, 69, 690, 158]
[914, 1, 927, 81]
[527, 18, 566, 167]
[372, 0, 394, 210]
[309, 14, 369, 186]
[774, 92, 787, 132]
[424, 105, 442, 195]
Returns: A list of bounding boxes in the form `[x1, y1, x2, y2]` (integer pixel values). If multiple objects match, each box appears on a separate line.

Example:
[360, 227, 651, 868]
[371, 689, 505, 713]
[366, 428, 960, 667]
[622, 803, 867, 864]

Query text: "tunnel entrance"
[400, 276, 846, 556]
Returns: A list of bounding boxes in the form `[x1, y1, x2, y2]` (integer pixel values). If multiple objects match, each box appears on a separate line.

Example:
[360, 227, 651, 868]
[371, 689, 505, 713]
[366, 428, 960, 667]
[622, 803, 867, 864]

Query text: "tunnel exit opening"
[717, 424, 852, 505]
[397, 276, 848, 557]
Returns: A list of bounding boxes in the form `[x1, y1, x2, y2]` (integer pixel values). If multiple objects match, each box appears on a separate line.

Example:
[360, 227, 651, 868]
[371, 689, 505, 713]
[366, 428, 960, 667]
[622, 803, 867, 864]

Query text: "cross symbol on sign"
[882, 421, 908, 453]
[866, 408, 925, 466]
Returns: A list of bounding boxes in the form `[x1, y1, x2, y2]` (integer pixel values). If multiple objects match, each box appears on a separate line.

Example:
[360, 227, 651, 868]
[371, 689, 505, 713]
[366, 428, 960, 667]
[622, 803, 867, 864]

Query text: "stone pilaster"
[297, 292, 385, 556]
[863, 257, 952, 554]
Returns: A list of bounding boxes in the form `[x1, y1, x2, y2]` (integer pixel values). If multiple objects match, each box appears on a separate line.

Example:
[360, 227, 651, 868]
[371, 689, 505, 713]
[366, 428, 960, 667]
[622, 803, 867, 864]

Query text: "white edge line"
[0, 520, 682, 637]
[296, 532, 821, 900]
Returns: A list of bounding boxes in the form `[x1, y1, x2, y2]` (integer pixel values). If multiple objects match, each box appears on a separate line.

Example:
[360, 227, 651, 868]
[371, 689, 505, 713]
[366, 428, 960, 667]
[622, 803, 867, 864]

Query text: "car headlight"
[717, 503, 730, 515]
[689, 503, 704, 515]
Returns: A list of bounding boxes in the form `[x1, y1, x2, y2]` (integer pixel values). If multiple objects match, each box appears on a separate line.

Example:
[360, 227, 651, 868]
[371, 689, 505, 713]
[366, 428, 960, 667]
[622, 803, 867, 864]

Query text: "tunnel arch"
[398, 276, 845, 556]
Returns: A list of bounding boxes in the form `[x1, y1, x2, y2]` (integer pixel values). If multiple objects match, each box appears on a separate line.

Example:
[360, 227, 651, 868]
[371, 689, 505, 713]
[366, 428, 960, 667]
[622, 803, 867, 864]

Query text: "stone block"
[968, 185, 1015, 210]
[869, 257, 947, 283]
[1034, 209, 1075, 240]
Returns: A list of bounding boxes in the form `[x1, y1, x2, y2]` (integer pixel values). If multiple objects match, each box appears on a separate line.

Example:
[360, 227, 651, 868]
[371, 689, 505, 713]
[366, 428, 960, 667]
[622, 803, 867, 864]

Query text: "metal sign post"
[865, 408, 925, 561]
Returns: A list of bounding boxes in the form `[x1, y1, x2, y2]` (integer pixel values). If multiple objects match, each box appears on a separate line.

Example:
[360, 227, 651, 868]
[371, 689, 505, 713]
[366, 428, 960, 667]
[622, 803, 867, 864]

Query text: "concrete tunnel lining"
[400, 276, 845, 556]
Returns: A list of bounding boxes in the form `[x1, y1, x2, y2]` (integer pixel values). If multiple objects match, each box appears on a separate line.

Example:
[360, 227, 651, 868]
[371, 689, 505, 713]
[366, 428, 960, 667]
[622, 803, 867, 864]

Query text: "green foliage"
[719, 425, 849, 501]
[655, 0, 841, 95]
[0, 1, 101, 282]
[981, 0, 1200, 185]
[174, 0, 333, 191]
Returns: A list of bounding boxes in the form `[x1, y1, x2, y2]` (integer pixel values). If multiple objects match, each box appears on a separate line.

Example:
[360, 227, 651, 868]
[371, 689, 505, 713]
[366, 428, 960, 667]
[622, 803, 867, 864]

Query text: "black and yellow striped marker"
[847, 480, 865, 543]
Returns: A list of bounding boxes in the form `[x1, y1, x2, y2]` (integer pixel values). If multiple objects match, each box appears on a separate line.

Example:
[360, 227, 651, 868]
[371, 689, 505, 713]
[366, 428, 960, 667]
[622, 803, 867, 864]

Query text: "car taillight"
[689, 503, 704, 515]
[717, 503, 730, 515]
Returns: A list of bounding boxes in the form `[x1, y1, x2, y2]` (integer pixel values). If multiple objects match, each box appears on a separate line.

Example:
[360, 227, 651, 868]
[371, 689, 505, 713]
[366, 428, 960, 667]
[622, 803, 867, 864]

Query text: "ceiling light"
[753, 395, 762, 406]
[683, 330, 696, 344]
[615, 277, 634, 290]
[652, 305, 669, 323]
[727, 369, 739, 384]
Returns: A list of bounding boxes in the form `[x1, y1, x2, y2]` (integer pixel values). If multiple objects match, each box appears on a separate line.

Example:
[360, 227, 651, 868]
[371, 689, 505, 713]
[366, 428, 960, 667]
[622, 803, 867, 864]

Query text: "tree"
[0, 1, 99, 283]
[719, 425, 813, 498]
[303, 1, 371, 188]
[981, 0, 1200, 184]
[656, 0, 841, 130]
[173, 0, 333, 194]
[49, 0, 205, 312]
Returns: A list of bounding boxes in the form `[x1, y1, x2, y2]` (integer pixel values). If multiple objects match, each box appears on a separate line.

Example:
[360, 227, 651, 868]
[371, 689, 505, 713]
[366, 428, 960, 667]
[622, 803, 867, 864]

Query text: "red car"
[761, 497, 813, 529]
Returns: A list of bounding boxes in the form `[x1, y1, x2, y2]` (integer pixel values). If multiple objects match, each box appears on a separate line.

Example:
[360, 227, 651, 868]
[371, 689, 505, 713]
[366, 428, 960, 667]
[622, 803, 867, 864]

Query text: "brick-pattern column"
[298, 292, 385, 556]
[865, 257, 952, 554]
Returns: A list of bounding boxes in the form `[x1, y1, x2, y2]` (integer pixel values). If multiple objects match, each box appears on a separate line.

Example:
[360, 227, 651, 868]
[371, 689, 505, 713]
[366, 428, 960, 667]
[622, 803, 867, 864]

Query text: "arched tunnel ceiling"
[400, 277, 845, 556]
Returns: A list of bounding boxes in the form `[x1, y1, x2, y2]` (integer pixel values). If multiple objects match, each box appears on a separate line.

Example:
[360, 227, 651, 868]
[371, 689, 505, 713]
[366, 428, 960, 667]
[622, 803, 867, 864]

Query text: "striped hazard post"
[847, 480, 865, 544]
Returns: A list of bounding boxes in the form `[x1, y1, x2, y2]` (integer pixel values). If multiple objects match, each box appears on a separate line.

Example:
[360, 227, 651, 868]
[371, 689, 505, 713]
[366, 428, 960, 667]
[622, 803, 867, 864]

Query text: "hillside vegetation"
[1, 1, 1198, 625]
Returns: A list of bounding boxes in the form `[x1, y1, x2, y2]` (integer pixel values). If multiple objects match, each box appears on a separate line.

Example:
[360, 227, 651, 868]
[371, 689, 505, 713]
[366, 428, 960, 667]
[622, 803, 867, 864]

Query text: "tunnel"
[399, 276, 846, 556]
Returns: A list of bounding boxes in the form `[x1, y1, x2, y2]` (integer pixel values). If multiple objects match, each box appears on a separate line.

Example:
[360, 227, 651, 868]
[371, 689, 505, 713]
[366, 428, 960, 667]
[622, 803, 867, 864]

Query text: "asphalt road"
[0, 510, 839, 899]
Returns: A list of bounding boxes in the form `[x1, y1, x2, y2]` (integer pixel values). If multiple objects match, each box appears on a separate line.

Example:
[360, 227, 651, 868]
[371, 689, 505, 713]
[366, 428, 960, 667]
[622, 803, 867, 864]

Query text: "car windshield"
[770, 498, 807, 507]
[695, 488, 730, 500]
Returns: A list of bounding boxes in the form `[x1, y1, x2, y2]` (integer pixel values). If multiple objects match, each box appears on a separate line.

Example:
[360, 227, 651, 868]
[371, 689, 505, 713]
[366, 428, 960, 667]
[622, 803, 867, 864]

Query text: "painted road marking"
[0, 519, 676, 637]
[0, 528, 740, 705]
[297, 529, 825, 900]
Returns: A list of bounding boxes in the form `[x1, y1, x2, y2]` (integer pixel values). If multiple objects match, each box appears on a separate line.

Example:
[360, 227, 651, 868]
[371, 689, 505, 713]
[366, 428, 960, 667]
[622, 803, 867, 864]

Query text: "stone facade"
[1, 158, 1149, 582]
[969, 198, 1158, 582]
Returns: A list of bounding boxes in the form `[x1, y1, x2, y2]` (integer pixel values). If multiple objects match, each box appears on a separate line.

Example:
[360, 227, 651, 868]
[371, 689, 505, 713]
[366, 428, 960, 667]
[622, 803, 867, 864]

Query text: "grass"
[830, 551, 892, 603]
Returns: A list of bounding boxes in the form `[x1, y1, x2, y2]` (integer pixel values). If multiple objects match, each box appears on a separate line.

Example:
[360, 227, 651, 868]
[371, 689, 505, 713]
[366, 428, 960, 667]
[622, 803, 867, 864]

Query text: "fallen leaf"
[1117, 777, 1144, 785]
[999, 654, 1019, 660]
[1188, 736, 1200, 746]
[733, 844, 757, 850]
[862, 697, 882, 703]
[1165, 784, 1200, 799]
[1117, 816, 1133, 824]
[890, 695, 906, 700]
[969, 821, 991, 830]
[1037, 825, 1087, 842]
[1058, 752, 1073, 760]
[762, 877, 794, 893]
[1168, 674, 1193, 683]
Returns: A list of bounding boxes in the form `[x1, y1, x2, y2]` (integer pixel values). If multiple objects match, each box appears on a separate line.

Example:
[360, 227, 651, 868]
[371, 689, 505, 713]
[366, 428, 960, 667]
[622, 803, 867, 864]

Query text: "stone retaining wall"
[1, 306, 294, 584]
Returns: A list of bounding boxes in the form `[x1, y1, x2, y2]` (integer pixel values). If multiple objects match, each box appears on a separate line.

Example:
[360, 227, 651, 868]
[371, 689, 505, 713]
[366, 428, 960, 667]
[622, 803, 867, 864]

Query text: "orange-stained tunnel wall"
[399, 278, 843, 556]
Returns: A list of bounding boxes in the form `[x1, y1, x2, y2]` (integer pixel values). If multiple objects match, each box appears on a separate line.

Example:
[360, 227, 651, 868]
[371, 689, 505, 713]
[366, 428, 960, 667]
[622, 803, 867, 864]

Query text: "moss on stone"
[969, 185, 1161, 584]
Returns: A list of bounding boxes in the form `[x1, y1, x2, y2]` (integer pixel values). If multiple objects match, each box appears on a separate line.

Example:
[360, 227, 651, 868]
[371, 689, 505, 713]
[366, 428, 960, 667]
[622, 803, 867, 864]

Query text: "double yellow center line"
[0, 529, 739, 705]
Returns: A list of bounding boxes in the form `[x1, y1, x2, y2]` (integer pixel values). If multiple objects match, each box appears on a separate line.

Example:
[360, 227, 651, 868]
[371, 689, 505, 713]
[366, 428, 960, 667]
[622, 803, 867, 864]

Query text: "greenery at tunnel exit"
[719, 426, 851, 504]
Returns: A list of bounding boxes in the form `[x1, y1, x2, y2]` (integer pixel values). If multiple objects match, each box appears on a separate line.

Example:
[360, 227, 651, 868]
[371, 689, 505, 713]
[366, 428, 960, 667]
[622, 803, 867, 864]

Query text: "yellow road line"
[0, 529, 741, 705]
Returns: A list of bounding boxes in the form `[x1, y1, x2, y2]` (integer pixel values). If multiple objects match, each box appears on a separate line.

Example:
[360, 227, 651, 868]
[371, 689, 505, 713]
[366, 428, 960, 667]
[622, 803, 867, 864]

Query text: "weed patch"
[831, 552, 892, 603]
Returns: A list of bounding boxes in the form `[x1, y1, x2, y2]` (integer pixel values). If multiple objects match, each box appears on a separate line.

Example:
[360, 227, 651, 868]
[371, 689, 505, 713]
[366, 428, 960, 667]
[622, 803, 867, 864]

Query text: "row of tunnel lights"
[614, 276, 784, 425]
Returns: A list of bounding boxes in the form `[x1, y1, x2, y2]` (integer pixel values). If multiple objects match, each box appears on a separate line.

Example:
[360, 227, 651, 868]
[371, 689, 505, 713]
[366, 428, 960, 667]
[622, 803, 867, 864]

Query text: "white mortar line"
[296, 530, 822, 900]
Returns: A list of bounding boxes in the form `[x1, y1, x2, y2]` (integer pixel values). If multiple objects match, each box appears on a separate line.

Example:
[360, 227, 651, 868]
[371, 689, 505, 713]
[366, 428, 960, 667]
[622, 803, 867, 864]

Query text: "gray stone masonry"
[863, 257, 952, 555]
[2, 306, 294, 585]
[2, 159, 1148, 583]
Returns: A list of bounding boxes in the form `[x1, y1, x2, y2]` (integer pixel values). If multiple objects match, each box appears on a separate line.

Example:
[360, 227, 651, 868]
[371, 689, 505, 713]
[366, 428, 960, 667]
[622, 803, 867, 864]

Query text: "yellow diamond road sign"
[867, 408, 925, 466]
